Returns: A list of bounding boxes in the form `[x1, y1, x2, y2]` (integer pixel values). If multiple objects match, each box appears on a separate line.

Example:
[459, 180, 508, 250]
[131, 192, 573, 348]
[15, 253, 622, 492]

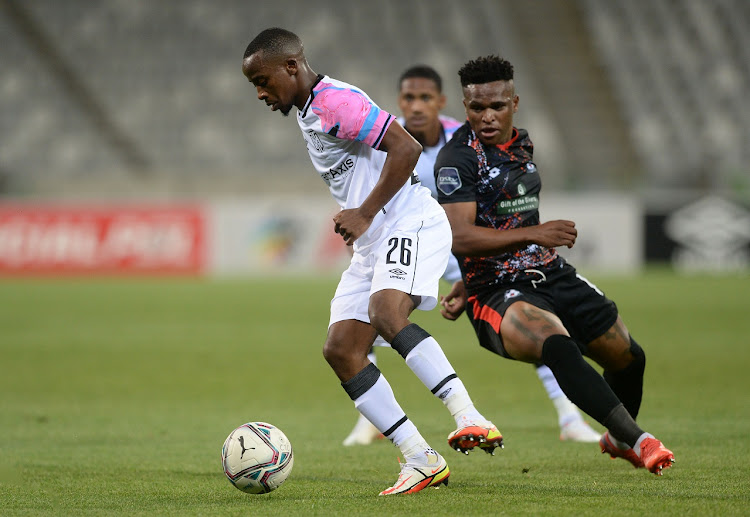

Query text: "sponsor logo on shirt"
[437, 167, 462, 195]
[305, 129, 324, 152]
[321, 158, 355, 181]
[497, 195, 539, 215]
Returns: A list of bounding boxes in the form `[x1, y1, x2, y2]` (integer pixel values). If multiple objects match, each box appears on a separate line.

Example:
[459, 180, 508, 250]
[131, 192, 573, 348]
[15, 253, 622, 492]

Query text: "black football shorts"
[466, 261, 619, 359]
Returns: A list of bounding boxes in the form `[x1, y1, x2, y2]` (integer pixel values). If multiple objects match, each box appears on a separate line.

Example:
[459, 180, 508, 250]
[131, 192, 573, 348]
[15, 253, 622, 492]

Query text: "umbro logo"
[389, 268, 407, 279]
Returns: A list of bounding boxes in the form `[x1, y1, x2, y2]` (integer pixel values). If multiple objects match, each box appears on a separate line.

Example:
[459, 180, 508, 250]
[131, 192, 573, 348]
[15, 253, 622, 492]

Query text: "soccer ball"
[221, 422, 294, 494]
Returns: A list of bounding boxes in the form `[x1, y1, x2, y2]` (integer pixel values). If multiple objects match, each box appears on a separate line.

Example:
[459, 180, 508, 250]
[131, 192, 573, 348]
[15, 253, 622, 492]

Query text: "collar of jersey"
[494, 127, 519, 151]
[300, 74, 326, 118]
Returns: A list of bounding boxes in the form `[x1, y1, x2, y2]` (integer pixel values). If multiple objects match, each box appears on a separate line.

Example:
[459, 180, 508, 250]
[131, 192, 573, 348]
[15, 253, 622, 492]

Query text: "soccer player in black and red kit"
[435, 55, 675, 475]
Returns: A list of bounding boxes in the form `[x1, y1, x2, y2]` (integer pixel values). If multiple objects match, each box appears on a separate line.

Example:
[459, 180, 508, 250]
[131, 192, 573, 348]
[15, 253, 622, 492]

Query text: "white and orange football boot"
[379, 448, 450, 495]
[448, 417, 504, 455]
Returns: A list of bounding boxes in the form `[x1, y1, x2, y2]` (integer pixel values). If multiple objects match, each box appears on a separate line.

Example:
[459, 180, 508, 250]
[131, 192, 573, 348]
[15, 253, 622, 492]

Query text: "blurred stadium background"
[1, 0, 748, 276]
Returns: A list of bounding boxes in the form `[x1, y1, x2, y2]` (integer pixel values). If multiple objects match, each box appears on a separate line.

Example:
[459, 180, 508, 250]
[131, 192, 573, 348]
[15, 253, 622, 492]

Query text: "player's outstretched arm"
[442, 202, 577, 256]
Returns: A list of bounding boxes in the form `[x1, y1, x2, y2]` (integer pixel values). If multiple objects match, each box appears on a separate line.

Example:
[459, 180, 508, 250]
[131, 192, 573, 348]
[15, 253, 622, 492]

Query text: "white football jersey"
[297, 75, 442, 251]
[397, 115, 462, 197]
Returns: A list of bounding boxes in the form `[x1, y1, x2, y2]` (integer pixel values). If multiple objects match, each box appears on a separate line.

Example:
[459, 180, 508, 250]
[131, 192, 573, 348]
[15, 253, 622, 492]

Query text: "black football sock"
[602, 403, 645, 448]
[542, 334, 645, 447]
[341, 362, 381, 401]
[603, 337, 645, 419]
[541, 334, 623, 424]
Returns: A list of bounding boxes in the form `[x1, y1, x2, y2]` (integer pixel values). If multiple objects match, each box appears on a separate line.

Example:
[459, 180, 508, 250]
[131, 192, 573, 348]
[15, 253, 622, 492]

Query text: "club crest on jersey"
[437, 167, 461, 195]
[526, 162, 537, 174]
[503, 289, 522, 302]
[305, 129, 324, 152]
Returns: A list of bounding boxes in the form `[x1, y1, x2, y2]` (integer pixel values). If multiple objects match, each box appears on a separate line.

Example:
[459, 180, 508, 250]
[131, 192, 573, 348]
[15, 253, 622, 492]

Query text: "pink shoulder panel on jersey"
[311, 82, 393, 148]
[440, 115, 463, 134]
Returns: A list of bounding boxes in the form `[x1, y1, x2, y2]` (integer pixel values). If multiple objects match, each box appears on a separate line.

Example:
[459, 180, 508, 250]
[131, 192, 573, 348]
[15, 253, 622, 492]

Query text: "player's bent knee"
[589, 328, 641, 371]
[541, 334, 583, 367]
[627, 336, 646, 370]
[368, 290, 415, 341]
[322, 336, 354, 366]
[367, 311, 409, 343]
[499, 304, 554, 362]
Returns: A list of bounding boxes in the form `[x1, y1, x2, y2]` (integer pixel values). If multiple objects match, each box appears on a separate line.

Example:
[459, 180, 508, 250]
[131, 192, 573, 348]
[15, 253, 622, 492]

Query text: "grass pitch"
[1, 270, 749, 515]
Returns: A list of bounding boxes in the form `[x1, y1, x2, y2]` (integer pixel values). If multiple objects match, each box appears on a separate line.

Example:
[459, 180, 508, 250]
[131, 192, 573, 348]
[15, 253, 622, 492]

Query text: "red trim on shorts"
[468, 295, 503, 333]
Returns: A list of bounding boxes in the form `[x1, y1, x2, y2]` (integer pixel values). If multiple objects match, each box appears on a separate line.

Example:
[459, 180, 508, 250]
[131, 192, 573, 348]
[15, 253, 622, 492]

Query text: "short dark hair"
[243, 27, 303, 60]
[398, 65, 443, 92]
[458, 55, 514, 87]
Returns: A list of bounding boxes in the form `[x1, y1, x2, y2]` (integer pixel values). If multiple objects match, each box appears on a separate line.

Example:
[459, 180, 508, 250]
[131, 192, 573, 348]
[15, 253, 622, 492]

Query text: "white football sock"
[633, 432, 654, 457]
[552, 394, 585, 427]
[536, 364, 565, 399]
[404, 336, 485, 425]
[353, 374, 418, 448]
[399, 432, 432, 463]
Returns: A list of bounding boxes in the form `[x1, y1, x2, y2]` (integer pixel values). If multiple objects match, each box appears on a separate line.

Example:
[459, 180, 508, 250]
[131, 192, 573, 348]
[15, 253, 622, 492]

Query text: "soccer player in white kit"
[242, 28, 502, 495]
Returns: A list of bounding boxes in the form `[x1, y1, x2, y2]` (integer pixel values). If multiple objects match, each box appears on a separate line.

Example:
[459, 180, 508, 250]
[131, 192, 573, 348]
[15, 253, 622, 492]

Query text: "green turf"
[1, 270, 749, 515]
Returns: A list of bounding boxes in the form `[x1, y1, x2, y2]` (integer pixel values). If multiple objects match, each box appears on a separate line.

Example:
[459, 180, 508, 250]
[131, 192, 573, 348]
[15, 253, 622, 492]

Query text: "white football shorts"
[328, 212, 452, 337]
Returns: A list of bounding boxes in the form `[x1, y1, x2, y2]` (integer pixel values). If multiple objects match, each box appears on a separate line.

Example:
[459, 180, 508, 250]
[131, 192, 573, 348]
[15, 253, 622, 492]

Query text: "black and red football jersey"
[435, 123, 560, 295]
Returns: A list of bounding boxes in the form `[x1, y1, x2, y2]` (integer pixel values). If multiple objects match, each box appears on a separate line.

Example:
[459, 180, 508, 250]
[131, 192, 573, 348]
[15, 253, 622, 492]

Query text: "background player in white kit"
[242, 28, 502, 495]
[343, 65, 600, 446]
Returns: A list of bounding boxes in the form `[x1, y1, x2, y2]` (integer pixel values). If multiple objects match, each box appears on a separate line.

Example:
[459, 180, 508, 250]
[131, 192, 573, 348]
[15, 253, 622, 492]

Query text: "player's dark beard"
[280, 105, 293, 116]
